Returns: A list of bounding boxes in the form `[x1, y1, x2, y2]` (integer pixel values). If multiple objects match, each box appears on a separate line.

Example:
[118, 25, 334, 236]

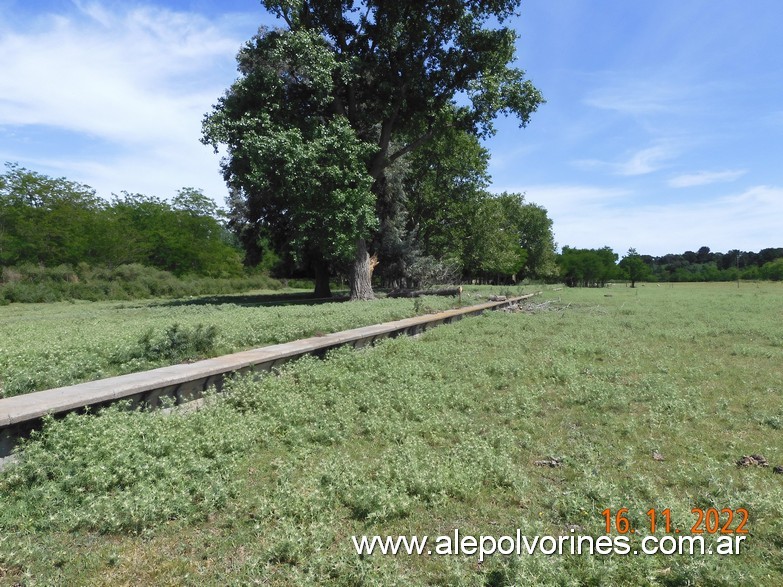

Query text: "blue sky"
[1, 1, 781, 256]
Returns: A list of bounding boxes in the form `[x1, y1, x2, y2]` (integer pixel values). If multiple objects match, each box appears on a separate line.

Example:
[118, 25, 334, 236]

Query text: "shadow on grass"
[155, 290, 352, 309]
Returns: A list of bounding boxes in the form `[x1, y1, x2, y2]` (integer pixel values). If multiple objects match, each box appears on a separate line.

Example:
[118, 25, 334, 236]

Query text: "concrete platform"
[0, 293, 536, 457]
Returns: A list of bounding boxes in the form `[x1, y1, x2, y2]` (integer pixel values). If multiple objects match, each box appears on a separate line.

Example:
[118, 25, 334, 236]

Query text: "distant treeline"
[0, 162, 244, 277]
[559, 245, 783, 287]
[642, 246, 783, 282]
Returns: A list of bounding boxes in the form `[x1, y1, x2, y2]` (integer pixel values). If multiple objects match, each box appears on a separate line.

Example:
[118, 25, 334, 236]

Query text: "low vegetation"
[0, 263, 287, 305]
[1, 282, 781, 585]
[0, 289, 478, 397]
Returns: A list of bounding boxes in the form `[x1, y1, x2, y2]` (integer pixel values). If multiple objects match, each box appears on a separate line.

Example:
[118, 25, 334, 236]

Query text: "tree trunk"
[313, 257, 332, 298]
[349, 238, 375, 301]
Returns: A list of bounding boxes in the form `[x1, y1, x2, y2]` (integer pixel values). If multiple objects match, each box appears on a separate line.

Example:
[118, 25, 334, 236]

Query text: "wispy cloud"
[0, 6, 238, 142]
[497, 183, 783, 256]
[616, 144, 676, 176]
[493, 184, 631, 219]
[72, 0, 113, 27]
[573, 143, 678, 177]
[0, 2, 264, 198]
[584, 77, 690, 117]
[668, 169, 747, 188]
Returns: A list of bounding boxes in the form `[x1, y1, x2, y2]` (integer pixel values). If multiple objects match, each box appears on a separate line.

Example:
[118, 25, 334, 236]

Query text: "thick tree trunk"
[313, 257, 332, 298]
[349, 238, 375, 301]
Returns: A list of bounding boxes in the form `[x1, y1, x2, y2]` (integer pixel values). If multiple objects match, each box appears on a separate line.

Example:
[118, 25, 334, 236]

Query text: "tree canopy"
[0, 163, 243, 277]
[618, 248, 652, 288]
[202, 0, 544, 299]
[558, 246, 618, 287]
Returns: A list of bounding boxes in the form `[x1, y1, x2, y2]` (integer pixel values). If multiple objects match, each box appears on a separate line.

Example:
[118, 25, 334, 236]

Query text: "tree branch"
[387, 129, 437, 165]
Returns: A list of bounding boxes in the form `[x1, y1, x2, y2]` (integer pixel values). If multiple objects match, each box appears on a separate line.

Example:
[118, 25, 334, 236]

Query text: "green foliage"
[475, 192, 557, 281]
[618, 247, 653, 287]
[0, 163, 104, 267]
[553, 245, 783, 286]
[0, 292, 459, 397]
[0, 263, 283, 304]
[403, 128, 491, 272]
[760, 258, 783, 280]
[203, 2, 544, 297]
[130, 324, 218, 363]
[107, 191, 244, 277]
[643, 246, 783, 283]
[0, 402, 253, 533]
[202, 30, 377, 269]
[406, 256, 461, 288]
[558, 245, 619, 287]
[500, 194, 559, 279]
[463, 195, 527, 280]
[0, 163, 244, 277]
[390, 128, 558, 285]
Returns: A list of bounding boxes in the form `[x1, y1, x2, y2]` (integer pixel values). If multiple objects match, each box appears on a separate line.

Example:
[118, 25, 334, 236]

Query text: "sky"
[1, 0, 781, 257]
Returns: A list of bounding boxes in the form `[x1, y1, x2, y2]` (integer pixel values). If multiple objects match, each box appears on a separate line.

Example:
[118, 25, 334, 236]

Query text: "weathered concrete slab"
[0, 293, 536, 456]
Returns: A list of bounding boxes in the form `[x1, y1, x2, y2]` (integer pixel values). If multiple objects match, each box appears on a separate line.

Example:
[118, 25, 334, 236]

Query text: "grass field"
[1, 282, 782, 585]
[0, 287, 491, 398]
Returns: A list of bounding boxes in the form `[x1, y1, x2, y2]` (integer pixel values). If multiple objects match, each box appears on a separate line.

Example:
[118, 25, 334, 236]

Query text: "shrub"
[407, 256, 461, 288]
[118, 323, 220, 364]
[0, 263, 285, 303]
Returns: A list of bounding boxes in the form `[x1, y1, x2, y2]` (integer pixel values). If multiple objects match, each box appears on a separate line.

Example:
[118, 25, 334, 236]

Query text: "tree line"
[0, 162, 244, 277]
[558, 245, 783, 287]
[641, 246, 783, 282]
[1, 159, 558, 295]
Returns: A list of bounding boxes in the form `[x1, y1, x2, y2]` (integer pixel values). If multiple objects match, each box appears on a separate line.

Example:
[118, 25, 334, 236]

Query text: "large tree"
[203, 0, 543, 299]
[494, 192, 557, 279]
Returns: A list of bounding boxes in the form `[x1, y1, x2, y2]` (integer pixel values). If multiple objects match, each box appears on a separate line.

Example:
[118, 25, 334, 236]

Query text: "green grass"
[0, 263, 289, 305]
[1, 282, 782, 585]
[0, 286, 496, 397]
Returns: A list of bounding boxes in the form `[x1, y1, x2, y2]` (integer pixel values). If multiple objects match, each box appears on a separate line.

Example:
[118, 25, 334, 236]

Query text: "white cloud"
[496, 183, 783, 256]
[573, 143, 678, 177]
[72, 0, 113, 27]
[584, 77, 689, 117]
[0, 2, 263, 199]
[616, 144, 676, 176]
[499, 184, 630, 218]
[0, 6, 241, 144]
[668, 169, 747, 188]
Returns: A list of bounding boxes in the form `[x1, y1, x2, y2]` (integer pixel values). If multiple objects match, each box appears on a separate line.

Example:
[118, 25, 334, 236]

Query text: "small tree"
[619, 248, 652, 288]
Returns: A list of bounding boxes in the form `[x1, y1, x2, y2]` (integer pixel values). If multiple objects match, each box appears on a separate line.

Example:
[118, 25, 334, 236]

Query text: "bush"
[0, 263, 284, 303]
[407, 256, 461, 288]
[761, 258, 783, 281]
[113, 323, 219, 365]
